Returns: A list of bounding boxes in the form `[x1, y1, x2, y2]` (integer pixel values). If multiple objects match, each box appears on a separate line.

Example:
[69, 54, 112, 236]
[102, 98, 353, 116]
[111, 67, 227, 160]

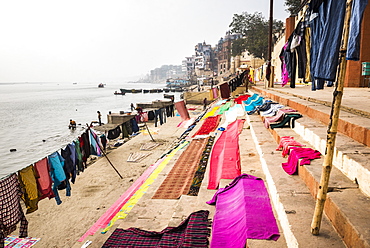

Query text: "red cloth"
[174, 100, 190, 121]
[234, 94, 251, 104]
[219, 83, 230, 99]
[34, 158, 55, 200]
[192, 115, 221, 137]
[208, 119, 245, 190]
[276, 136, 304, 157]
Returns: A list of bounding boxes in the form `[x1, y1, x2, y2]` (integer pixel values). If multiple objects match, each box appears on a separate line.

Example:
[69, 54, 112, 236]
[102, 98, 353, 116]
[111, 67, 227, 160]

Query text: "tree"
[285, 0, 302, 15]
[229, 12, 284, 59]
[231, 38, 247, 57]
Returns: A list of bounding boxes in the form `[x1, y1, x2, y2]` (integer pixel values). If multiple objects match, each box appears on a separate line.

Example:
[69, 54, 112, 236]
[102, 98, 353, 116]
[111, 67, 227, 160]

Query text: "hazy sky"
[0, 0, 288, 83]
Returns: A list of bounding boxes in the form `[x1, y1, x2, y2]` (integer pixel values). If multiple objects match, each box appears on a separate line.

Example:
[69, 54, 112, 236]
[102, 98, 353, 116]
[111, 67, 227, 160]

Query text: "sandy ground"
[21, 111, 196, 248]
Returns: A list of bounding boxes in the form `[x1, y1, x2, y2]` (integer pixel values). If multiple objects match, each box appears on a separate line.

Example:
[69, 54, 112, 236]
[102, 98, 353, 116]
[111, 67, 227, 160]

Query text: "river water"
[0, 81, 181, 178]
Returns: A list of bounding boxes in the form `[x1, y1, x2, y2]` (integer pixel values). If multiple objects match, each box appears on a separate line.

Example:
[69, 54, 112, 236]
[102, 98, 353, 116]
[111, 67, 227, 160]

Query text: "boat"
[120, 89, 131, 93]
[114, 91, 125, 95]
[98, 83, 104, 88]
[164, 94, 174, 101]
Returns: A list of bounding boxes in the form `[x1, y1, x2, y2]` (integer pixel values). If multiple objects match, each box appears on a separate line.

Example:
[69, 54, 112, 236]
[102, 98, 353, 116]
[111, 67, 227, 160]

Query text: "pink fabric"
[78, 158, 164, 242]
[177, 117, 195, 128]
[212, 88, 219, 98]
[207, 174, 280, 248]
[208, 119, 245, 190]
[276, 136, 304, 157]
[282, 147, 321, 175]
[263, 111, 285, 128]
[219, 83, 230, 99]
[34, 158, 55, 200]
[174, 100, 190, 121]
[263, 109, 297, 128]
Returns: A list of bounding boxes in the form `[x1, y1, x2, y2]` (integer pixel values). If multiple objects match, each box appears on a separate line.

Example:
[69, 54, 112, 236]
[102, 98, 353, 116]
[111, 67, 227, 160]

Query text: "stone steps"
[249, 87, 370, 248]
[247, 114, 346, 247]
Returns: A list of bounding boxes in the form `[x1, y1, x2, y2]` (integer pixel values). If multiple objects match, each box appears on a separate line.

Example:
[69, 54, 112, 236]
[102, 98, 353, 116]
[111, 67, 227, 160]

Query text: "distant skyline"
[0, 0, 288, 83]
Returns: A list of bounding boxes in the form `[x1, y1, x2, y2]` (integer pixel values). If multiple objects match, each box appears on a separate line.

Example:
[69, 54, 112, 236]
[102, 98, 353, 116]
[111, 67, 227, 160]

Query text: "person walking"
[203, 98, 208, 110]
[97, 111, 102, 126]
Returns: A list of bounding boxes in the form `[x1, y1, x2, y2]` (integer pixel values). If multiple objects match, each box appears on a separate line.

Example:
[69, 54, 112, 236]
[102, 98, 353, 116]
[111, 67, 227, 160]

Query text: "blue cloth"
[130, 118, 139, 133]
[48, 151, 66, 205]
[312, 0, 347, 82]
[89, 129, 101, 156]
[347, 0, 368, 60]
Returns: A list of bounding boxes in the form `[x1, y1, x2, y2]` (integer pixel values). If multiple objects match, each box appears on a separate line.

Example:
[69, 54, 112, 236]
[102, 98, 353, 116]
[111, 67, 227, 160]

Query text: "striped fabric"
[102, 210, 210, 247]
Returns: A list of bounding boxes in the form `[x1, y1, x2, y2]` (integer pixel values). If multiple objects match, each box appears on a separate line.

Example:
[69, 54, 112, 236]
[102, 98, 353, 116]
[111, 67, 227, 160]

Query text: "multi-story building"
[216, 32, 242, 76]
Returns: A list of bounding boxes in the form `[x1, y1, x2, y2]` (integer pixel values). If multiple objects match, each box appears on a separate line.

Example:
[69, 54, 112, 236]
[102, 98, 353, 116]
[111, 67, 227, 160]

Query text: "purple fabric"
[207, 174, 280, 248]
[282, 147, 321, 175]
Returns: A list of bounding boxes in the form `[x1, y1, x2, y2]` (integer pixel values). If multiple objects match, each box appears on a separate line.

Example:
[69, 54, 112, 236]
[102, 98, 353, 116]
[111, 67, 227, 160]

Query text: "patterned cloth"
[0, 174, 28, 246]
[102, 210, 210, 248]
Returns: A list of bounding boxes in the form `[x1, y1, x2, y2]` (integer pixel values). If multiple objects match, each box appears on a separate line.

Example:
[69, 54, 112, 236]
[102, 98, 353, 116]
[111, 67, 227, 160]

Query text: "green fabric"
[218, 101, 232, 115]
[74, 140, 84, 172]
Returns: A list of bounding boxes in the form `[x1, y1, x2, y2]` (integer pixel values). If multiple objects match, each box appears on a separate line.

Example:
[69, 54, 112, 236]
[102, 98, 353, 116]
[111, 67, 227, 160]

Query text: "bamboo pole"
[90, 129, 124, 179]
[311, 0, 353, 235]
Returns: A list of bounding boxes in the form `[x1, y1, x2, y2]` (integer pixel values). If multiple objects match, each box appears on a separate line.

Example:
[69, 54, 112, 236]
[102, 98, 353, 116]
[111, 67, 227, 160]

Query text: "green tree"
[229, 12, 284, 59]
[285, 0, 302, 15]
[231, 38, 247, 57]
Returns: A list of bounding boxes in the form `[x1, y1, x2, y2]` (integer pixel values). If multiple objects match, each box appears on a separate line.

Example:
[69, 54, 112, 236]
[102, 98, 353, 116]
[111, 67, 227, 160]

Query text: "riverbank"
[23, 108, 200, 247]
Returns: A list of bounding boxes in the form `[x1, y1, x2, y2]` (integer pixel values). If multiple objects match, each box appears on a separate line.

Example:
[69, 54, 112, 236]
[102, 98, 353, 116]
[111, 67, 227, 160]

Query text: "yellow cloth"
[201, 106, 220, 120]
[18, 165, 39, 214]
[102, 141, 189, 233]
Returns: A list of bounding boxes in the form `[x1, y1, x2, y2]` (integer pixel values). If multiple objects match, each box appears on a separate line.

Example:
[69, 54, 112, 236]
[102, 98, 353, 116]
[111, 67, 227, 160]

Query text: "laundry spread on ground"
[152, 138, 208, 199]
[208, 119, 245, 190]
[188, 137, 215, 196]
[276, 136, 304, 157]
[4, 235, 40, 248]
[282, 147, 321, 175]
[207, 174, 280, 248]
[192, 115, 221, 137]
[102, 210, 210, 248]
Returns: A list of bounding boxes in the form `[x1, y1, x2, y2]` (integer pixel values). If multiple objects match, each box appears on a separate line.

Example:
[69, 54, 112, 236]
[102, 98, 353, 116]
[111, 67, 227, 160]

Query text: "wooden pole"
[145, 123, 155, 142]
[267, 0, 274, 88]
[311, 0, 353, 235]
[90, 129, 124, 179]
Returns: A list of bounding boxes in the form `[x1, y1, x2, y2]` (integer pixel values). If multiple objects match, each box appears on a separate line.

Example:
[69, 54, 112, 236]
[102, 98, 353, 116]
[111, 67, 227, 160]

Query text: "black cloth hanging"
[107, 126, 121, 139]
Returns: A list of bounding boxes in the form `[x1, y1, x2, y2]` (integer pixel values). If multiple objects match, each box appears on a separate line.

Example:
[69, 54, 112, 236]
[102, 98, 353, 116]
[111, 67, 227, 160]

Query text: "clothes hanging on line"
[0, 174, 28, 245]
[18, 165, 39, 214]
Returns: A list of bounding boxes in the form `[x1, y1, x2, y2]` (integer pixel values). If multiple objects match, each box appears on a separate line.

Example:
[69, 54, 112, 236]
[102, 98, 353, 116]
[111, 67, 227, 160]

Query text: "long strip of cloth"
[207, 119, 245, 190]
[188, 136, 215, 196]
[207, 174, 280, 248]
[192, 115, 221, 137]
[101, 141, 189, 234]
[102, 210, 210, 248]
[152, 138, 208, 199]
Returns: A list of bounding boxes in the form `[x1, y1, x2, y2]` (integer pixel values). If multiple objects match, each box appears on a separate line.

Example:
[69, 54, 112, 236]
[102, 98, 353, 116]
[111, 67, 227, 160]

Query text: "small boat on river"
[98, 83, 104, 88]
[114, 91, 125, 95]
